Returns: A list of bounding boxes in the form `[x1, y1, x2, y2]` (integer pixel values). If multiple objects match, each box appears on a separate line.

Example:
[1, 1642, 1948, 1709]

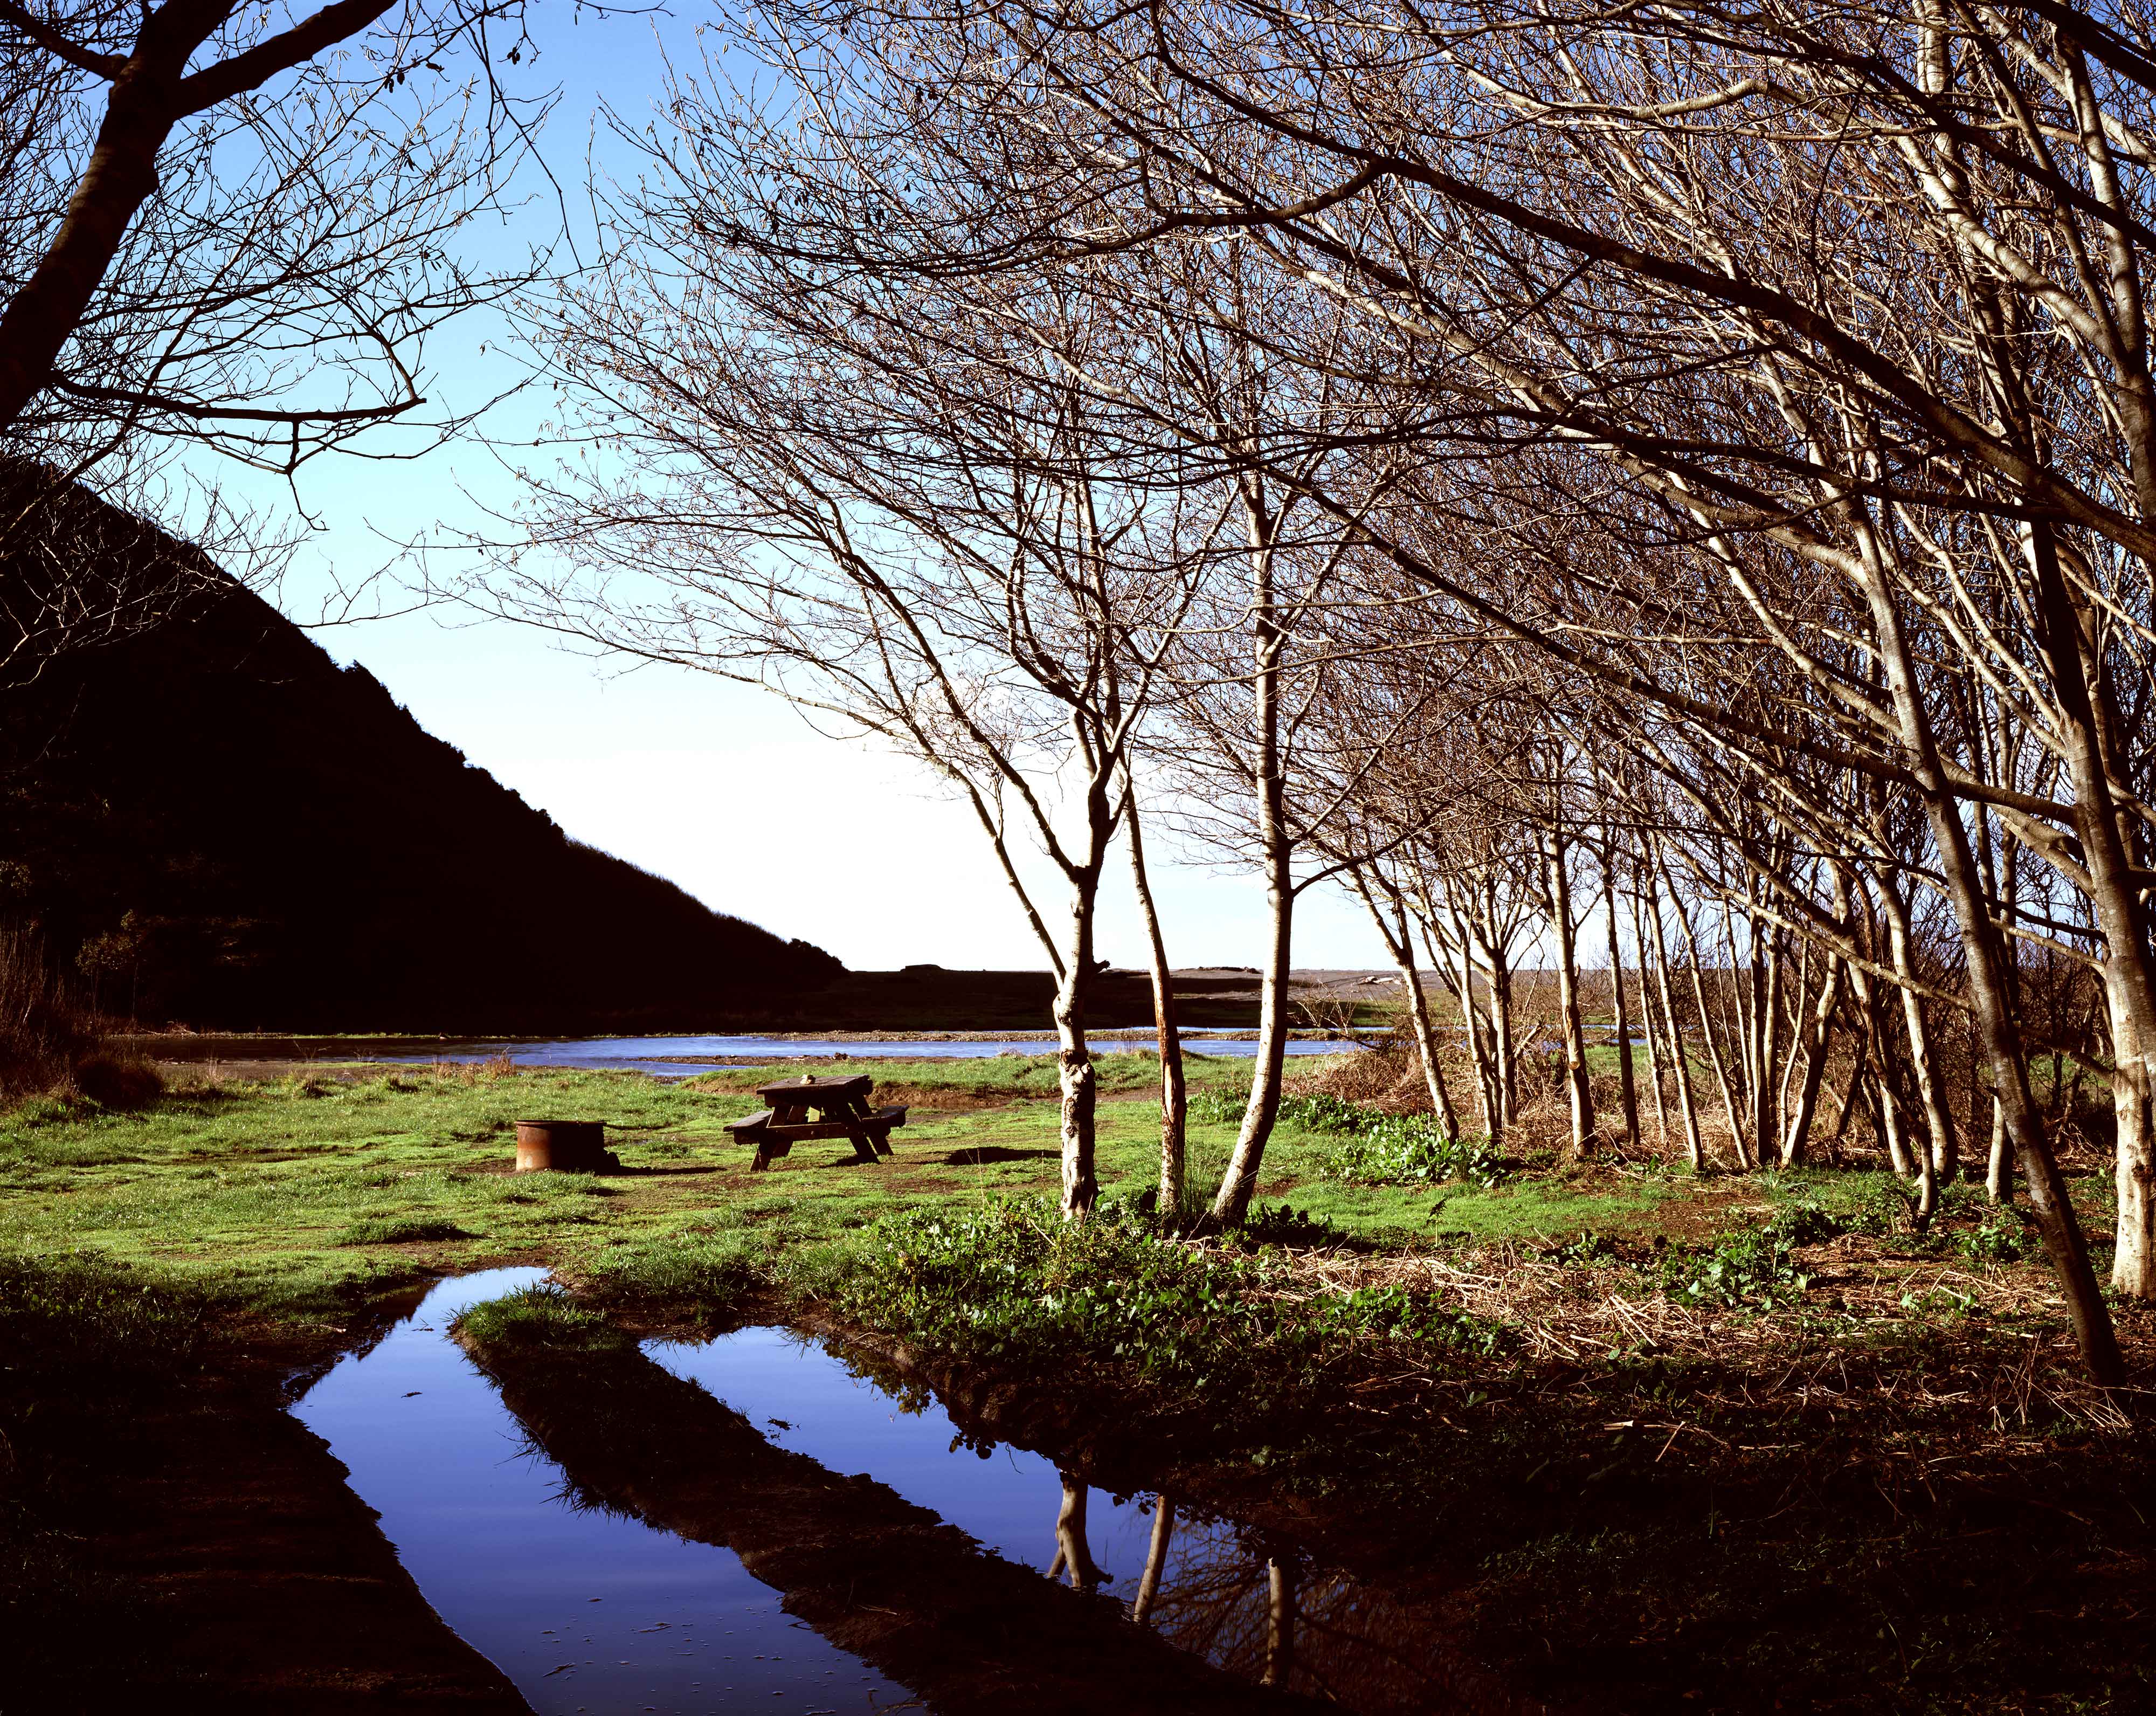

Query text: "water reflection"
[296, 1288, 1528, 1716]
[293, 1273, 907, 1715]
[652, 1328, 1539, 1715]
[1047, 1471, 1112, 1591]
[351, 1031, 1362, 1077]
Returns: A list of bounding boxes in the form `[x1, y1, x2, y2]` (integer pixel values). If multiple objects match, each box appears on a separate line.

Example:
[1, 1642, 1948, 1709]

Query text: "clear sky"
[217, 3, 1394, 973]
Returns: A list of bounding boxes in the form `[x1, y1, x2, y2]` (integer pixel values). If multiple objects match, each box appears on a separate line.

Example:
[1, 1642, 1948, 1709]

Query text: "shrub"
[1267, 1093, 1508, 1189]
[1236, 1203, 1351, 1249]
[1772, 1200, 1843, 1246]
[1662, 1224, 1811, 1310]
[70, 1053, 163, 1111]
[1186, 1087, 1243, 1126]
[1546, 1230, 1623, 1266]
[830, 1197, 1508, 1405]
[1955, 1212, 2026, 1264]
[0, 929, 98, 1101]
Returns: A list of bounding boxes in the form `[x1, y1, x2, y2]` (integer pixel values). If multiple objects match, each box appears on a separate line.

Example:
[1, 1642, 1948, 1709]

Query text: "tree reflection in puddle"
[1136, 1512, 1519, 1713]
[651, 1327, 1540, 1715]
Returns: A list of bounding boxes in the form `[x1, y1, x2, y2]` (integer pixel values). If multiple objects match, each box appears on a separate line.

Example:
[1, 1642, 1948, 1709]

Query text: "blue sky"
[217, 2, 1392, 971]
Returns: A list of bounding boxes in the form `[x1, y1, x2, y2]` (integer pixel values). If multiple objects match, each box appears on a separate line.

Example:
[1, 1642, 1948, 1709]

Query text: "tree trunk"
[1048, 1475, 1108, 1590]
[1544, 829, 1594, 1159]
[1262, 1556, 1296, 1688]
[1689, 953, 1745, 1170]
[1356, 872, 1457, 1137]
[1633, 879, 1673, 1153]
[1645, 864, 1705, 1170]
[1052, 931, 1100, 1219]
[1603, 856, 1640, 1153]
[1126, 798, 1186, 1216]
[1478, 884, 1519, 1131]
[1987, 1099, 2013, 1203]
[2021, 521, 2156, 1299]
[1878, 877, 1957, 1214]
[1860, 523, 2121, 1381]
[1211, 489, 1290, 1229]
[1132, 1498, 1175, 1627]
[1212, 857, 1291, 1227]
[1778, 946, 1843, 1169]
[1432, 918, 1500, 1143]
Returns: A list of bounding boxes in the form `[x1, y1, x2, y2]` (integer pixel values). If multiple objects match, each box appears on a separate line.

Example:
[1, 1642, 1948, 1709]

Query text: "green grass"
[4, 1055, 2144, 1714]
[0, 1057, 1712, 1321]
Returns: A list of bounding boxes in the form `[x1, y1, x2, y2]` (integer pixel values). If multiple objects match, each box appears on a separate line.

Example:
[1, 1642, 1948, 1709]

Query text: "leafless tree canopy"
[469, 0, 2156, 1382]
[0, 0, 556, 665]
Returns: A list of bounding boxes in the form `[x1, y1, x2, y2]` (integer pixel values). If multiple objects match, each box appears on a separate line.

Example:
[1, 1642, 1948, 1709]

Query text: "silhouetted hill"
[0, 476, 842, 1031]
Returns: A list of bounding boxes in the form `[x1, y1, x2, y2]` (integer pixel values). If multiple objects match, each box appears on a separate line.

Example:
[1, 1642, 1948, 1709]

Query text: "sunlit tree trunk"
[1633, 879, 1673, 1153]
[1126, 794, 1185, 1216]
[1052, 882, 1102, 1219]
[1779, 932, 1844, 1168]
[1212, 486, 1291, 1228]
[1645, 863, 1705, 1170]
[1543, 826, 1594, 1159]
[1856, 528, 2121, 1379]
[1602, 854, 1640, 1152]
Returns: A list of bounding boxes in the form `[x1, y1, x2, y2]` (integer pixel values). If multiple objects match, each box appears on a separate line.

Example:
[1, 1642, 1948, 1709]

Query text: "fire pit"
[513, 1120, 619, 1174]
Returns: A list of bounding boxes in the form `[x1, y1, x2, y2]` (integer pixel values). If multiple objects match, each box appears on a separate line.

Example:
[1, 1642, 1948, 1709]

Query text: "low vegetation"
[1, 1055, 2147, 1712]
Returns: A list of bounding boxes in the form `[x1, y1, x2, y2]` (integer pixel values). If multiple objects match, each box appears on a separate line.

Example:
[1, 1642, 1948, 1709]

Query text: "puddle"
[298, 1276, 1520, 1715]
[293, 1271, 908, 1714]
[649, 1329, 1521, 1713]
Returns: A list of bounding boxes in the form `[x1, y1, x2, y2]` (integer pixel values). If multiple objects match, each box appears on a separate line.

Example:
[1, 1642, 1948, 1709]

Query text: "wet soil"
[11, 1310, 531, 1714]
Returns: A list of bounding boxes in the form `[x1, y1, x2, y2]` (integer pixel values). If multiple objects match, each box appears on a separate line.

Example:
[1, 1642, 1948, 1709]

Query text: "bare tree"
[0, 0, 550, 678]
[473, 90, 1203, 1214]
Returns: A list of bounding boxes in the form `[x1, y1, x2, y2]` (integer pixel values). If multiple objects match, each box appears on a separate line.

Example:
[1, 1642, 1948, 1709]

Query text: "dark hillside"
[0, 479, 841, 1030]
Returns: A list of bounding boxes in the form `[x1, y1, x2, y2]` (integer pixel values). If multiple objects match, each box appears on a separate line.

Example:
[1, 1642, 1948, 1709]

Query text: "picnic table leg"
[844, 1126, 881, 1163]
[751, 1135, 776, 1172]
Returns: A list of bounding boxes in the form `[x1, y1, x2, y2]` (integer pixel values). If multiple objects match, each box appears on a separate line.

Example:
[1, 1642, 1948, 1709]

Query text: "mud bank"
[7, 1313, 530, 1713]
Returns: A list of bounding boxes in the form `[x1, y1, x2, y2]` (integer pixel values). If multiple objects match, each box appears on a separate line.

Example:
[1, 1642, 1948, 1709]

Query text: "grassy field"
[2, 1052, 2149, 1713]
[0, 1053, 1754, 1313]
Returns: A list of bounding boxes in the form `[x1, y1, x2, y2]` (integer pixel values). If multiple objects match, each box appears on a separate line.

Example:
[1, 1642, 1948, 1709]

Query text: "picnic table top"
[755, 1072, 874, 1104]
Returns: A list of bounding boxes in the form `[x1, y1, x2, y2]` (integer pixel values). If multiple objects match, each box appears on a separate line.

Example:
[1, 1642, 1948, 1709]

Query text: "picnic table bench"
[725, 1072, 908, 1172]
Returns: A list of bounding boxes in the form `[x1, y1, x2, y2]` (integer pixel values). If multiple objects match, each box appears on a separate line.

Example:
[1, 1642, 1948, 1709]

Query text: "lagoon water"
[363, 1031, 1364, 1078]
[298, 1272, 1492, 1714]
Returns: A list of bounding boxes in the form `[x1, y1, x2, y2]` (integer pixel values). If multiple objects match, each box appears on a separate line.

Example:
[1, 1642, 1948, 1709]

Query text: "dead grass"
[1243, 1235, 2155, 1440]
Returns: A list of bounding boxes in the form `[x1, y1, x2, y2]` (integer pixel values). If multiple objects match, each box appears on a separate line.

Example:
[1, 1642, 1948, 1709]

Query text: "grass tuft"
[334, 1216, 474, 1246]
[455, 1283, 627, 1352]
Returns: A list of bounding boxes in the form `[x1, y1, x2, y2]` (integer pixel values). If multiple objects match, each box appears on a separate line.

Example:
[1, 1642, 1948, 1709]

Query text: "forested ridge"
[0, 474, 841, 1031]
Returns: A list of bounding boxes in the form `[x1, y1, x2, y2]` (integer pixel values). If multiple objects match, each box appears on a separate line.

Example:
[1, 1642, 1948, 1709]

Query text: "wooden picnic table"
[724, 1073, 908, 1173]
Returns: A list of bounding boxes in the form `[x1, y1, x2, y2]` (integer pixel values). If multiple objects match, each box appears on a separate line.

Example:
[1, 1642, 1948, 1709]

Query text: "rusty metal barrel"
[513, 1119, 614, 1173]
